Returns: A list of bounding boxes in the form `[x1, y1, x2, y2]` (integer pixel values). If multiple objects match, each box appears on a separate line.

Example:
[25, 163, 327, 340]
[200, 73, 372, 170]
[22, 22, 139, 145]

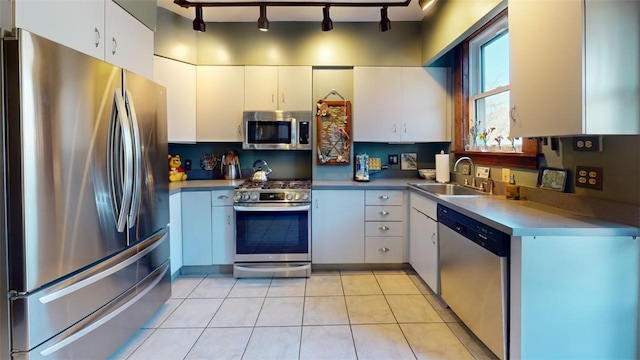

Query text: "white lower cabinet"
[409, 193, 439, 293]
[365, 190, 405, 263]
[211, 190, 234, 265]
[312, 190, 365, 264]
[181, 191, 212, 266]
[169, 192, 183, 276]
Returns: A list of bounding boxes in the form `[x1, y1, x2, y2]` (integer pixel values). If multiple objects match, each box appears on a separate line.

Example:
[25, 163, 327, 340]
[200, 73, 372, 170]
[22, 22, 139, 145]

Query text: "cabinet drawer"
[365, 206, 404, 222]
[365, 221, 403, 237]
[365, 190, 403, 206]
[365, 237, 403, 263]
[211, 190, 234, 206]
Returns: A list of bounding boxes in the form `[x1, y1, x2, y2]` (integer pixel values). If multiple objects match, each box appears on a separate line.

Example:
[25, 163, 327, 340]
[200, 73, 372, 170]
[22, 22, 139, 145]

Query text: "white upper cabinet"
[402, 67, 449, 142]
[509, 0, 639, 137]
[14, 1, 153, 78]
[197, 66, 245, 142]
[104, 0, 153, 79]
[354, 67, 449, 142]
[244, 66, 312, 111]
[154, 56, 197, 143]
[14, 0, 105, 60]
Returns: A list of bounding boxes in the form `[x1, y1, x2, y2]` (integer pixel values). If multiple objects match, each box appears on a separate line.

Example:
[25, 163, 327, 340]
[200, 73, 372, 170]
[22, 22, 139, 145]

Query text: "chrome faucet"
[453, 156, 476, 187]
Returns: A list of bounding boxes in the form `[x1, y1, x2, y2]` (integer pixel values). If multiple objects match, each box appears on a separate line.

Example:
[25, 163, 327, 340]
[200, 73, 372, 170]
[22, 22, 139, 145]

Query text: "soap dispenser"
[506, 174, 520, 200]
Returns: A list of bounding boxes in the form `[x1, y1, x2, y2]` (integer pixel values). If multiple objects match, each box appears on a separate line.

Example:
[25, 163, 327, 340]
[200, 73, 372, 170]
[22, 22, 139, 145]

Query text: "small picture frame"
[400, 153, 418, 170]
[537, 167, 567, 192]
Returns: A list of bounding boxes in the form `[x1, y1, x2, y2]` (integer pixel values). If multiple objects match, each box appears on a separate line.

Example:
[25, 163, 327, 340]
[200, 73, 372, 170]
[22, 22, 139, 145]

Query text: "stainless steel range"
[233, 179, 312, 278]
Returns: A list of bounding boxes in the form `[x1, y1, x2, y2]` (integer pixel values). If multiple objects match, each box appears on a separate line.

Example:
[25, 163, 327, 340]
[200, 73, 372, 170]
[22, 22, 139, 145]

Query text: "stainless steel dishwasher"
[437, 204, 510, 360]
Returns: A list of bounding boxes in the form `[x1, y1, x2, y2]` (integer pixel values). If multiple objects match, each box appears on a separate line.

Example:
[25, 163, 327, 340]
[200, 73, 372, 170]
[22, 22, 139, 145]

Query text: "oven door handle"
[233, 204, 311, 212]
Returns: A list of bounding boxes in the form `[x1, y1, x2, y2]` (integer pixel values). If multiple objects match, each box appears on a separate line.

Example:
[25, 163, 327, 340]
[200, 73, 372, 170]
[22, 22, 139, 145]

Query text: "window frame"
[453, 9, 539, 169]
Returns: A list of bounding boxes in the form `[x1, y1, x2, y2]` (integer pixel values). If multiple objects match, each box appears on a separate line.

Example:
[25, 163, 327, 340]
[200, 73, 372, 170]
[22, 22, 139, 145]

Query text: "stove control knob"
[301, 192, 309, 201]
[233, 193, 242, 202]
[286, 193, 294, 201]
[242, 193, 250, 201]
[251, 192, 259, 201]
[294, 193, 301, 200]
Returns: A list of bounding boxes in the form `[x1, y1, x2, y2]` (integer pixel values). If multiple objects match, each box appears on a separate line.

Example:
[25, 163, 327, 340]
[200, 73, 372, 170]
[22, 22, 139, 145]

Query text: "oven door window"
[236, 210, 308, 254]
[247, 121, 291, 144]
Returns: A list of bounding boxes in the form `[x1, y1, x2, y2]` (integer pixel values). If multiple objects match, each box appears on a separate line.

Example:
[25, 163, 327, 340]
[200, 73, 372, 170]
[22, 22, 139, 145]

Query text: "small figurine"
[168, 154, 187, 182]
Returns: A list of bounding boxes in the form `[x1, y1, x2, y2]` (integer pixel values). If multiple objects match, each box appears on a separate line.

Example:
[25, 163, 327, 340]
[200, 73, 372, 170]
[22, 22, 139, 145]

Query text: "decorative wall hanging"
[317, 90, 351, 165]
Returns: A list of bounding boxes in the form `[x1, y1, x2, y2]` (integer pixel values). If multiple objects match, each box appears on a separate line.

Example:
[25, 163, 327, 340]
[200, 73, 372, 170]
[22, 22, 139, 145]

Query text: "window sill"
[452, 150, 539, 169]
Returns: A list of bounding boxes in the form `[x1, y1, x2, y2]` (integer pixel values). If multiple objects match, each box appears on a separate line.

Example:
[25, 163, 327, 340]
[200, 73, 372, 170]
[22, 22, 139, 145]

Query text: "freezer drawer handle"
[38, 230, 167, 304]
[38, 261, 169, 357]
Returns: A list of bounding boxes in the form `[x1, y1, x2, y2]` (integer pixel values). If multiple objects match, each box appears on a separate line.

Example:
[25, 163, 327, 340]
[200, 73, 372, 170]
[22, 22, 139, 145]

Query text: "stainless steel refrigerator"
[0, 29, 170, 359]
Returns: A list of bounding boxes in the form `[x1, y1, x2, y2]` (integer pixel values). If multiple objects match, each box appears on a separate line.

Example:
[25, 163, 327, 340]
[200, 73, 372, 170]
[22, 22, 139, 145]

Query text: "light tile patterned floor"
[109, 270, 498, 360]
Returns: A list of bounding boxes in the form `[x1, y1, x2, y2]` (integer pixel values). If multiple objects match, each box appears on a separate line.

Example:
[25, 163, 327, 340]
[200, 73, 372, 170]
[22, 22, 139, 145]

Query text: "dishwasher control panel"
[437, 205, 510, 256]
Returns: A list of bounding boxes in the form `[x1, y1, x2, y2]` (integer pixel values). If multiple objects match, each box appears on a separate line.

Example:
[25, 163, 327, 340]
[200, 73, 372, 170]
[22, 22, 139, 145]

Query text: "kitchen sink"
[409, 183, 487, 196]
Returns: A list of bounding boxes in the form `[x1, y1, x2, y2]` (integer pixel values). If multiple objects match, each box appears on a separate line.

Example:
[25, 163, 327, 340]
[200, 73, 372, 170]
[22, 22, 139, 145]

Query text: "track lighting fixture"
[192, 5, 205, 32]
[257, 5, 269, 31]
[418, 0, 437, 11]
[175, 0, 410, 33]
[379, 6, 391, 32]
[321, 6, 333, 32]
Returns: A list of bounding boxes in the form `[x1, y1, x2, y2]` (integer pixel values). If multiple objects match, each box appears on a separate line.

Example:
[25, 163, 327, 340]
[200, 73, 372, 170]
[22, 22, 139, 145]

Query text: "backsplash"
[168, 142, 312, 180]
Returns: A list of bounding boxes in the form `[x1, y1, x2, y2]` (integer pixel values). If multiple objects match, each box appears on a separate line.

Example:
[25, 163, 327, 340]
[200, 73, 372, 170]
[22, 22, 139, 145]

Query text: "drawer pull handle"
[379, 226, 390, 231]
[379, 211, 390, 216]
[218, 195, 228, 199]
[379, 247, 389, 253]
[379, 195, 389, 200]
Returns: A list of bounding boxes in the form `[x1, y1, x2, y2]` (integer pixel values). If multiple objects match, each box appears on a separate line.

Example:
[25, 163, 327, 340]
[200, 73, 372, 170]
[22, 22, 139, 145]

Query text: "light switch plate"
[501, 168, 511, 182]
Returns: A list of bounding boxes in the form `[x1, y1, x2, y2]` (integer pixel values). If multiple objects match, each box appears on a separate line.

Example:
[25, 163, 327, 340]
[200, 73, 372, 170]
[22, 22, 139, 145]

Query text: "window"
[453, 10, 538, 168]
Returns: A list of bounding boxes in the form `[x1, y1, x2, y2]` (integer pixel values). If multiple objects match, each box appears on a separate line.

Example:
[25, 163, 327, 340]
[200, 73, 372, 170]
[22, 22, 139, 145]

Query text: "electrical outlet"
[575, 166, 603, 190]
[184, 159, 192, 170]
[501, 168, 511, 182]
[573, 136, 602, 152]
[388, 154, 399, 165]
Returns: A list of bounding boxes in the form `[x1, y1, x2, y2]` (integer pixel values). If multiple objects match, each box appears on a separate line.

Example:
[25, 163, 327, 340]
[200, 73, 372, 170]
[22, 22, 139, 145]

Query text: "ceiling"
[157, 0, 428, 22]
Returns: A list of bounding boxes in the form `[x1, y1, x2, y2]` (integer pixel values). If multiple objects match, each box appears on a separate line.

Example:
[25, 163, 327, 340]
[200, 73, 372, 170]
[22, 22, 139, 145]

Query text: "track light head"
[321, 6, 333, 32]
[192, 5, 206, 32]
[418, 0, 437, 11]
[257, 5, 269, 31]
[379, 6, 391, 32]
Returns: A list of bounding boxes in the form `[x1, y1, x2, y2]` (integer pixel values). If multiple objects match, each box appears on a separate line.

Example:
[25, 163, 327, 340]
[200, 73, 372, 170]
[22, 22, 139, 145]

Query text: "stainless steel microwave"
[243, 111, 312, 150]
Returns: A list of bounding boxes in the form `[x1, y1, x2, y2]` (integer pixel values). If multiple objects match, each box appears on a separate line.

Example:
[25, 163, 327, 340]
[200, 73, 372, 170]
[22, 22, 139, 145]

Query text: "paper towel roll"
[435, 152, 450, 183]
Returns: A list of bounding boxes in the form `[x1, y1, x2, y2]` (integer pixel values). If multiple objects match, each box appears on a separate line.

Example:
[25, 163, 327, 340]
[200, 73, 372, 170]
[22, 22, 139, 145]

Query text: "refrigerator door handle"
[107, 90, 134, 232]
[124, 90, 143, 230]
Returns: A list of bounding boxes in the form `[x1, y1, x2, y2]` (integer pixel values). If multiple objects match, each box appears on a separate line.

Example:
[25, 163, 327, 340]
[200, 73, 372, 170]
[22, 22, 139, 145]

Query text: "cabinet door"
[104, 0, 153, 79]
[14, 0, 105, 60]
[181, 191, 213, 265]
[244, 66, 278, 110]
[211, 206, 234, 265]
[409, 207, 438, 293]
[169, 193, 183, 276]
[278, 66, 312, 111]
[353, 67, 402, 142]
[509, 0, 584, 137]
[312, 190, 365, 264]
[154, 56, 197, 143]
[401, 67, 449, 142]
[196, 66, 245, 142]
